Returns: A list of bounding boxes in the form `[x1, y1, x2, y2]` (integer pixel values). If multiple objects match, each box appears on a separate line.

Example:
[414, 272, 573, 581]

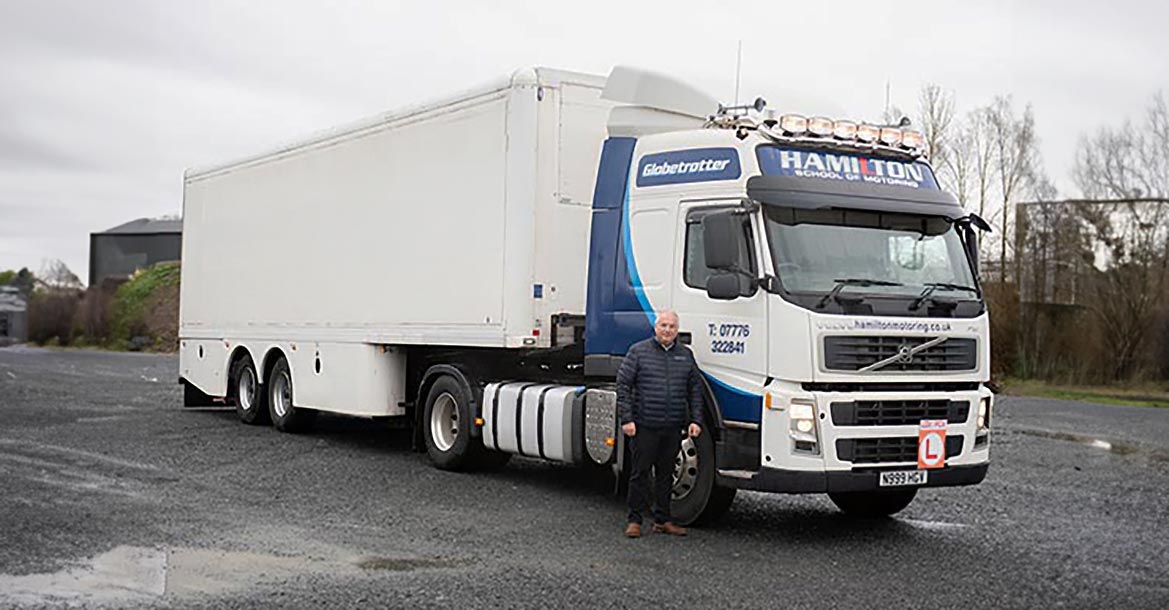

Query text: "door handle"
[678, 332, 692, 345]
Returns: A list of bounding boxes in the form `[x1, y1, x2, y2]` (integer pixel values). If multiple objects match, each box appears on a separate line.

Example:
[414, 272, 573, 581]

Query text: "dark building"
[0, 286, 28, 345]
[89, 218, 182, 286]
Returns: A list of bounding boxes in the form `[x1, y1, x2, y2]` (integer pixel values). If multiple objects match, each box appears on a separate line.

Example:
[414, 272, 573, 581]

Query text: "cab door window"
[683, 210, 756, 295]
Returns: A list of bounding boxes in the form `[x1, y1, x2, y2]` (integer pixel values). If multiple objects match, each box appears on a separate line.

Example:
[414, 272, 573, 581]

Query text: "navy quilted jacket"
[616, 338, 705, 429]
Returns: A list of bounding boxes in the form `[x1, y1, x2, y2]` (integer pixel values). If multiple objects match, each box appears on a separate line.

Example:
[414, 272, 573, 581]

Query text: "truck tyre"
[422, 375, 478, 471]
[230, 355, 269, 425]
[267, 358, 315, 433]
[670, 428, 736, 526]
[828, 489, 917, 518]
[421, 375, 512, 471]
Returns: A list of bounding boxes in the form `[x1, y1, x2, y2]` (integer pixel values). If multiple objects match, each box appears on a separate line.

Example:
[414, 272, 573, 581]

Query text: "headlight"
[978, 397, 991, 431]
[789, 399, 819, 454]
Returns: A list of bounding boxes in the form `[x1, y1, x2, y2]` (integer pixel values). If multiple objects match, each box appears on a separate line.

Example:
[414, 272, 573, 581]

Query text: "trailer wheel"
[670, 429, 736, 526]
[828, 489, 917, 518]
[267, 357, 315, 433]
[230, 355, 269, 425]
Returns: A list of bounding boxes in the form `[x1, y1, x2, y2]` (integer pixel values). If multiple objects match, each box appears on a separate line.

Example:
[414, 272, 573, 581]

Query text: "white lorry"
[179, 66, 993, 524]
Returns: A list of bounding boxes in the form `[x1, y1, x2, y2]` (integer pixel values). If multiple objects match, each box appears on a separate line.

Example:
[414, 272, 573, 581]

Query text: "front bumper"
[719, 462, 989, 494]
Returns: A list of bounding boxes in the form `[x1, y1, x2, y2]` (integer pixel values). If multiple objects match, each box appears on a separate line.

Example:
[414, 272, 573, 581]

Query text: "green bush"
[107, 262, 181, 351]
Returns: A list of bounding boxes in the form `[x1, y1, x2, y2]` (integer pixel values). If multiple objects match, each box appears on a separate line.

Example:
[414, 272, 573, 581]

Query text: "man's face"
[655, 314, 679, 346]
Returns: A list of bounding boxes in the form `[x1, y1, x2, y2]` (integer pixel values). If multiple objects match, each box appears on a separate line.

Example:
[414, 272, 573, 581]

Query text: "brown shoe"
[624, 522, 642, 538]
[652, 522, 688, 536]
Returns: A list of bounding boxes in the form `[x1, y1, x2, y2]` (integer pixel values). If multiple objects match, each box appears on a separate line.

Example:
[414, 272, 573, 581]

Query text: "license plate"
[879, 470, 928, 487]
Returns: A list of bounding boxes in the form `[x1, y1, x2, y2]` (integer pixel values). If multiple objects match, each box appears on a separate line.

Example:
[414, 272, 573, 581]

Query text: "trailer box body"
[181, 68, 610, 351]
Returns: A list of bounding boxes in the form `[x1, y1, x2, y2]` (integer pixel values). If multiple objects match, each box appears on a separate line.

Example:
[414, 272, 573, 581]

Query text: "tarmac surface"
[1, 346, 1167, 609]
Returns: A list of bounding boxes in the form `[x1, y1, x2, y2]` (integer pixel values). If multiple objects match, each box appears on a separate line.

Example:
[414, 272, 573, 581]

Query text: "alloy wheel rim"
[672, 436, 699, 500]
[238, 368, 256, 411]
[272, 371, 291, 418]
[430, 392, 459, 452]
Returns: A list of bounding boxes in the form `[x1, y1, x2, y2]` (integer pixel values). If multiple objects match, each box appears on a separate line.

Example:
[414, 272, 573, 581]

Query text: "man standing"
[617, 310, 704, 538]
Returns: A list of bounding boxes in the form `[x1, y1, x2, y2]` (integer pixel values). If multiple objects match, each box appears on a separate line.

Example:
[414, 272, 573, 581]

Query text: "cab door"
[671, 200, 769, 425]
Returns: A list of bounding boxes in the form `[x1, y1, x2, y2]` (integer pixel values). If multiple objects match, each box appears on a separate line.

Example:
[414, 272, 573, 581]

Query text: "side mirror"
[706, 272, 740, 300]
[964, 225, 980, 275]
[702, 211, 739, 270]
[955, 213, 990, 275]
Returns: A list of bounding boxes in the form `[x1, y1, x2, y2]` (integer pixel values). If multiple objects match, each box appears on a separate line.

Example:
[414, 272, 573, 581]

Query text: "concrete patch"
[0, 545, 473, 606]
[0, 545, 166, 606]
[901, 518, 970, 532]
[1014, 427, 1167, 461]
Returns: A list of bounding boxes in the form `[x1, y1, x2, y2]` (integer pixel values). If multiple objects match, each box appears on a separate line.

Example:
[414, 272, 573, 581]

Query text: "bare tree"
[941, 125, 973, 210]
[970, 109, 997, 219]
[1075, 92, 1169, 199]
[917, 84, 955, 170]
[37, 259, 82, 290]
[1068, 92, 1169, 379]
[985, 96, 1039, 283]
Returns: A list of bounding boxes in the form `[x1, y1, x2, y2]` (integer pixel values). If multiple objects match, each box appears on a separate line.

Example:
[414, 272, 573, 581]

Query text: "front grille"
[836, 436, 964, 464]
[824, 336, 977, 372]
[831, 400, 969, 426]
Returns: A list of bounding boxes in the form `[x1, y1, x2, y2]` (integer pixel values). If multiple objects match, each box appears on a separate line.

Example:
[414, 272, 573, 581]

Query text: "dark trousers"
[627, 426, 684, 525]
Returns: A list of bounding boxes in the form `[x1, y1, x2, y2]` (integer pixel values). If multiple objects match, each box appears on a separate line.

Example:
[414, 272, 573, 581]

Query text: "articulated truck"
[179, 67, 992, 524]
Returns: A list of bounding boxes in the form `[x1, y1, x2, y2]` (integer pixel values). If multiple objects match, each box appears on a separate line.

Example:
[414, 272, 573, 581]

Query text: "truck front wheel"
[828, 488, 917, 518]
[422, 375, 510, 472]
[423, 376, 476, 471]
[670, 429, 736, 526]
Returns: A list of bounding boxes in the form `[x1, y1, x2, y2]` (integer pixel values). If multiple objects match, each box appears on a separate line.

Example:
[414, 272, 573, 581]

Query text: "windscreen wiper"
[909, 282, 980, 311]
[816, 278, 904, 309]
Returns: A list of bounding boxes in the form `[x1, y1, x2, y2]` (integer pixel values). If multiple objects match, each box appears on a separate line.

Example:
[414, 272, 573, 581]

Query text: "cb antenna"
[733, 40, 743, 106]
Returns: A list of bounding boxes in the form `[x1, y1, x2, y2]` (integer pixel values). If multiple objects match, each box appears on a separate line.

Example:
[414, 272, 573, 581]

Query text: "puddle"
[0, 545, 472, 606]
[1014, 428, 1166, 461]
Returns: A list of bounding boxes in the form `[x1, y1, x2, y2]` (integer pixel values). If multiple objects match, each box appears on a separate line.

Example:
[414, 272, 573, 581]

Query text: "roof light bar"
[760, 113, 926, 157]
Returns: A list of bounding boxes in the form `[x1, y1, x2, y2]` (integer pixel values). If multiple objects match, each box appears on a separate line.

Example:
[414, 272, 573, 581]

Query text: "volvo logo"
[896, 345, 916, 363]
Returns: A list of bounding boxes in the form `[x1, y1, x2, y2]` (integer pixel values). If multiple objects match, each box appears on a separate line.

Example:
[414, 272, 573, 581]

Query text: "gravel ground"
[1, 346, 1167, 609]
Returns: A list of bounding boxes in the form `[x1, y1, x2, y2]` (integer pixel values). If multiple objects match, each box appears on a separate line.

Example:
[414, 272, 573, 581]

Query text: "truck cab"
[582, 68, 992, 521]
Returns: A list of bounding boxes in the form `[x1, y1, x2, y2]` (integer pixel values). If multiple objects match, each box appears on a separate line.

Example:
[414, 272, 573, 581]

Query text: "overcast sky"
[1, 0, 1167, 282]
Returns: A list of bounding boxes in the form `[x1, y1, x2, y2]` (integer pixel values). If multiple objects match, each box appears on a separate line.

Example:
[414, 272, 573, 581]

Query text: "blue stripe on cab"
[584, 137, 653, 356]
[705, 373, 762, 423]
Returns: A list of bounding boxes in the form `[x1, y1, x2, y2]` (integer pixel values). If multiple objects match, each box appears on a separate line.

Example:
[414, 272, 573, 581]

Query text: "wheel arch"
[225, 345, 256, 385]
[260, 346, 291, 389]
[696, 373, 727, 440]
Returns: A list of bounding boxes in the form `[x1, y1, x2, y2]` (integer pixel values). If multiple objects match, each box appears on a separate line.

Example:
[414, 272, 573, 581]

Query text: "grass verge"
[1003, 378, 1169, 408]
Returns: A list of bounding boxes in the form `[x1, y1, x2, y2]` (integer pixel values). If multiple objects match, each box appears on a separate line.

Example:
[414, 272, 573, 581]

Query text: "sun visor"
[746, 175, 965, 218]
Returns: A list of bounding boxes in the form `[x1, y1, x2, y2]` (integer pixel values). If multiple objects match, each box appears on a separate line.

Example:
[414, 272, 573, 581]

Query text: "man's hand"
[622, 422, 636, 437]
[688, 423, 702, 438]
